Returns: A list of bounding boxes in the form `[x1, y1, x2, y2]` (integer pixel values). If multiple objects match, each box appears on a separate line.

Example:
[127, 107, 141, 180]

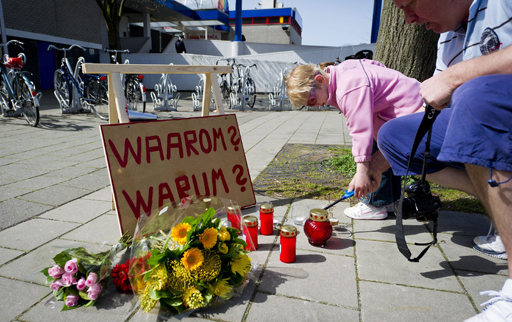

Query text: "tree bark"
[374, 0, 439, 82]
[95, 0, 125, 63]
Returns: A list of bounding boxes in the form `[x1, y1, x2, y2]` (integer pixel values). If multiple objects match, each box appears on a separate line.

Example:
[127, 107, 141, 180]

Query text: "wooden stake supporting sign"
[100, 115, 255, 237]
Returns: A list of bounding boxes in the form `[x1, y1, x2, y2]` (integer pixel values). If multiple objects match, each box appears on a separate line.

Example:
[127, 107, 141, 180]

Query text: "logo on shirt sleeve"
[480, 27, 502, 55]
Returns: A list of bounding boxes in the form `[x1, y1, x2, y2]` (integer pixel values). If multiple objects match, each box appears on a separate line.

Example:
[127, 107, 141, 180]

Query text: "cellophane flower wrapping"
[129, 196, 256, 317]
[41, 234, 131, 310]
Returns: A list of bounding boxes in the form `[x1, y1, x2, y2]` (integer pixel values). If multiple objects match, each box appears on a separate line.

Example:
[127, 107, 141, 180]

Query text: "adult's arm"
[421, 45, 512, 110]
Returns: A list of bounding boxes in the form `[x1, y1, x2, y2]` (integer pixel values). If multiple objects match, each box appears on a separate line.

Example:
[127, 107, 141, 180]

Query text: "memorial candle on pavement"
[243, 215, 258, 251]
[259, 202, 274, 235]
[227, 205, 242, 232]
[280, 225, 297, 263]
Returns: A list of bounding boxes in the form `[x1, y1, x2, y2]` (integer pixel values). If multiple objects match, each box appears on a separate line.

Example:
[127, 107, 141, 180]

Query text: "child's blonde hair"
[285, 64, 327, 107]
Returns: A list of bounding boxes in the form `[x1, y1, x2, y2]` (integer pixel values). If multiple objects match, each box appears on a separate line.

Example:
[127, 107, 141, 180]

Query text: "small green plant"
[328, 147, 356, 176]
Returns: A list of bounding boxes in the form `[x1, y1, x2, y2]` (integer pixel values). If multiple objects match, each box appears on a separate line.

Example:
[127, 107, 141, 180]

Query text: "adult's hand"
[420, 71, 455, 110]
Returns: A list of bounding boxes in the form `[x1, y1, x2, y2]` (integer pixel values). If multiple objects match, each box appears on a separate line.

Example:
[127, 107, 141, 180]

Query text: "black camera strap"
[395, 105, 440, 262]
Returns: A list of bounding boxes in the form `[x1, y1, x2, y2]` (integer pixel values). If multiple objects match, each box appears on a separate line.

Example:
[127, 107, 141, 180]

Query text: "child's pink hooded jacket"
[326, 59, 423, 163]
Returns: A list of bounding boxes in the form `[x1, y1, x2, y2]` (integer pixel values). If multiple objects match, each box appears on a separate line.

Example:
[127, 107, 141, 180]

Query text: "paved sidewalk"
[0, 90, 507, 322]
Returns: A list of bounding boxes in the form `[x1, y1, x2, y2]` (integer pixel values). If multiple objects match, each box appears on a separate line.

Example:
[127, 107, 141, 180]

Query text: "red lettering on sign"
[232, 164, 248, 192]
[175, 175, 191, 199]
[228, 126, 241, 152]
[212, 168, 229, 195]
[122, 188, 153, 219]
[146, 135, 164, 163]
[166, 132, 184, 159]
[184, 130, 199, 157]
[109, 137, 142, 168]
[158, 182, 176, 208]
[199, 129, 212, 154]
[212, 128, 227, 151]
[192, 172, 211, 197]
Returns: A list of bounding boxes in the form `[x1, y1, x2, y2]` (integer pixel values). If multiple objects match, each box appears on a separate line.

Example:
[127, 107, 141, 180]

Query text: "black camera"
[394, 181, 442, 222]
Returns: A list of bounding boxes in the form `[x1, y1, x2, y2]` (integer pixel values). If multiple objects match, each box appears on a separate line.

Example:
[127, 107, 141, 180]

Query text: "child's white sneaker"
[344, 202, 388, 220]
[464, 279, 512, 321]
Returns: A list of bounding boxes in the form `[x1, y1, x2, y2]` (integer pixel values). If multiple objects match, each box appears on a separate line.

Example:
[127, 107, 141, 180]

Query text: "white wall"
[99, 41, 376, 92]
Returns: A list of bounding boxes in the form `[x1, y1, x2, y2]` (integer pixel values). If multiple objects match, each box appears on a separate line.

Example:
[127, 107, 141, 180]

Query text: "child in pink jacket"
[286, 60, 424, 219]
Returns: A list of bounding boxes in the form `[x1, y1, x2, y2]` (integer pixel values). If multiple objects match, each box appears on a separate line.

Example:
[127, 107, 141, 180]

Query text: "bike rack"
[55, 57, 92, 114]
[229, 66, 252, 111]
[192, 77, 215, 112]
[150, 64, 180, 112]
[268, 68, 291, 111]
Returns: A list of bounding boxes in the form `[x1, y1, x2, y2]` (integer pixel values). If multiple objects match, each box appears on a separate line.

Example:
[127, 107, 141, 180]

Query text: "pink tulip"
[85, 272, 97, 287]
[64, 258, 79, 274]
[87, 283, 102, 300]
[76, 277, 86, 291]
[61, 272, 77, 286]
[50, 279, 65, 291]
[65, 294, 79, 307]
[48, 265, 65, 279]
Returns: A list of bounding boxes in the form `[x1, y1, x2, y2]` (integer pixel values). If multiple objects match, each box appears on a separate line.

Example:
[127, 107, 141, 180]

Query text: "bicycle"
[230, 63, 257, 109]
[48, 44, 108, 120]
[105, 49, 146, 113]
[0, 40, 41, 126]
[215, 58, 236, 108]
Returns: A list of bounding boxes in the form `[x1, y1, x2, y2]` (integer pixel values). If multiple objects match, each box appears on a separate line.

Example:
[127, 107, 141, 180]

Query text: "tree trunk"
[374, 0, 439, 82]
[96, 0, 124, 63]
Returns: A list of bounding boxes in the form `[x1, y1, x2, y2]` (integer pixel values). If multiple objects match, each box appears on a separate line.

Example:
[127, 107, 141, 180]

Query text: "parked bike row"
[0, 41, 292, 128]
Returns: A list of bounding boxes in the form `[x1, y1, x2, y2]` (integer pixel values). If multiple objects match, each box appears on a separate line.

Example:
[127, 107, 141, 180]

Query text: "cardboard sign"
[100, 114, 255, 236]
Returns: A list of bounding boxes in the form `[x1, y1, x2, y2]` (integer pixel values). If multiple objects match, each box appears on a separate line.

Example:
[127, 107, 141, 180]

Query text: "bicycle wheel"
[20, 81, 39, 127]
[0, 78, 10, 115]
[86, 79, 109, 121]
[125, 79, 142, 111]
[54, 70, 71, 110]
[245, 78, 256, 108]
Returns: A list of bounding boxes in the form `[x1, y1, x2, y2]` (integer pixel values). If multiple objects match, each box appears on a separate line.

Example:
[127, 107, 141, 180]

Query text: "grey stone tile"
[259, 249, 358, 308]
[0, 277, 50, 322]
[3, 174, 70, 190]
[359, 281, 474, 322]
[437, 232, 509, 275]
[20, 284, 137, 322]
[356, 239, 463, 292]
[74, 157, 108, 169]
[0, 218, 79, 251]
[353, 216, 429, 242]
[44, 165, 98, 178]
[0, 198, 54, 229]
[83, 186, 114, 202]
[457, 271, 509, 313]
[20, 184, 91, 206]
[39, 199, 111, 223]
[0, 247, 24, 266]
[59, 173, 110, 191]
[437, 210, 492, 237]
[0, 186, 29, 202]
[246, 293, 359, 322]
[61, 215, 122, 245]
[0, 163, 51, 181]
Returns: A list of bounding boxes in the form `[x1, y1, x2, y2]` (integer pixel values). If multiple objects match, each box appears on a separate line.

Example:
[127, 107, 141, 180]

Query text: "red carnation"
[112, 259, 132, 293]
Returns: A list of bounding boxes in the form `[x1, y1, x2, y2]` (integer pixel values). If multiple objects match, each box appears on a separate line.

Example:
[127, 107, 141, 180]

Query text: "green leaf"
[203, 287, 213, 303]
[83, 300, 95, 307]
[79, 290, 90, 301]
[41, 267, 51, 277]
[203, 207, 215, 223]
[54, 288, 65, 301]
[46, 276, 57, 285]
[147, 249, 165, 267]
[163, 297, 183, 306]
[154, 289, 176, 299]
[148, 287, 160, 300]
[53, 251, 72, 267]
[233, 238, 247, 248]
[181, 216, 196, 225]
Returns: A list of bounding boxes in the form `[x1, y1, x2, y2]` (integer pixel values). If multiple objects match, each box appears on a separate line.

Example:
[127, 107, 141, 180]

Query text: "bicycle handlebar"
[105, 48, 130, 54]
[216, 58, 236, 65]
[238, 63, 257, 69]
[47, 44, 86, 52]
[0, 40, 24, 50]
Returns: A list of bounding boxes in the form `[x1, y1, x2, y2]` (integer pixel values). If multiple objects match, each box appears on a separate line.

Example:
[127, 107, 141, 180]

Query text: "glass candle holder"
[291, 204, 307, 226]
[243, 215, 258, 251]
[280, 225, 297, 263]
[227, 205, 242, 232]
[259, 202, 274, 235]
[303, 208, 332, 247]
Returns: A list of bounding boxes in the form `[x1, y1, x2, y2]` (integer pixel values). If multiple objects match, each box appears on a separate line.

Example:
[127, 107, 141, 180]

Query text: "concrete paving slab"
[0, 218, 79, 251]
[0, 198, 54, 229]
[457, 271, 509, 313]
[59, 173, 110, 191]
[0, 276, 51, 322]
[83, 186, 113, 202]
[20, 184, 92, 206]
[356, 239, 463, 292]
[0, 238, 110, 284]
[259, 249, 358, 308]
[437, 210, 491, 237]
[358, 280, 474, 322]
[353, 216, 429, 242]
[246, 293, 360, 322]
[39, 199, 111, 223]
[0, 246, 24, 266]
[43, 165, 99, 178]
[3, 174, 70, 191]
[0, 186, 29, 202]
[61, 214, 122, 245]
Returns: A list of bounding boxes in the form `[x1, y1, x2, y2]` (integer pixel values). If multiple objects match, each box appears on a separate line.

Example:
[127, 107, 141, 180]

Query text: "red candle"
[243, 215, 258, 251]
[280, 225, 297, 263]
[227, 205, 242, 232]
[259, 202, 274, 235]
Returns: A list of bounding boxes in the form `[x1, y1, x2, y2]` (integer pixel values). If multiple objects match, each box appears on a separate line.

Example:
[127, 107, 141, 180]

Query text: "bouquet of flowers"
[129, 196, 255, 316]
[41, 234, 131, 310]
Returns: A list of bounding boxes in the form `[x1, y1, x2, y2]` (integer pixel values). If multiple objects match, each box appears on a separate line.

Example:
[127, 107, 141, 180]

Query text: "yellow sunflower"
[199, 228, 218, 249]
[181, 247, 204, 271]
[171, 223, 192, 245]
[218, 226, 231, 241]
[230, 254, 252, 276]
[212, 278, 233, 300]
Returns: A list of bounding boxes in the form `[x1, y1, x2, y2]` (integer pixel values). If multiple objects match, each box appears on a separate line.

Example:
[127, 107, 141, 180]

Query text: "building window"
[253, 17, 267, 24]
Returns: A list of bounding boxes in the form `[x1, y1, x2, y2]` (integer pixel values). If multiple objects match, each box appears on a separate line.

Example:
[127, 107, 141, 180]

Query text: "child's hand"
[349, 162, 380, 199]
